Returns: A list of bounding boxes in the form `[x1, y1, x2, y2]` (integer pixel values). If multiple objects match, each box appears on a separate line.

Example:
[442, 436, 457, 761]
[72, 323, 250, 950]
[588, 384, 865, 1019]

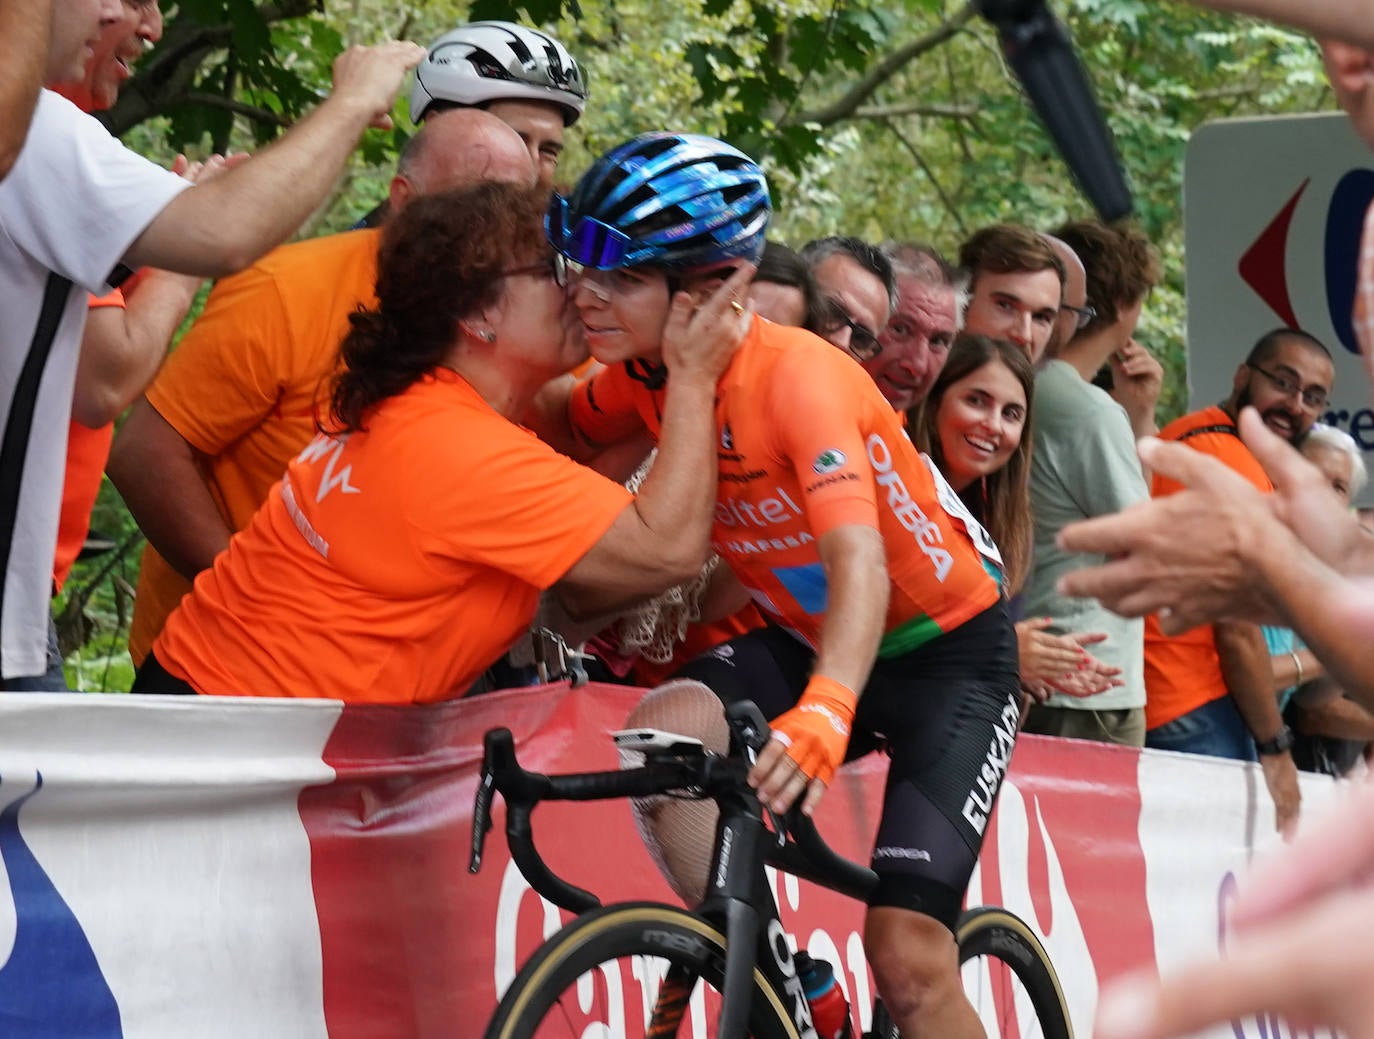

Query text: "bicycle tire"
[956, 905, 1073, 1039]
[485, 901, 802, 1039]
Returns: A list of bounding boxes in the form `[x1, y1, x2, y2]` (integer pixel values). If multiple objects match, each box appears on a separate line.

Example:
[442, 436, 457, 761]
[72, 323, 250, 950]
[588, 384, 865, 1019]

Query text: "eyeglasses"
[1062, 303, 1097, 330]
[820, 298, 882, 361]
[502, 253, 569, 289]
[1247, 363, 1329, 410]
[546, 193, 634, 270]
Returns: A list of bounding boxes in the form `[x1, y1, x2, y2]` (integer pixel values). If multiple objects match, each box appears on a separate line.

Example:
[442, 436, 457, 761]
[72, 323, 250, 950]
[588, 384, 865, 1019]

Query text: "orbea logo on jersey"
[721, 423, 735, 450]
[812, 449, 846, 475]
[865, 433, 953, 582]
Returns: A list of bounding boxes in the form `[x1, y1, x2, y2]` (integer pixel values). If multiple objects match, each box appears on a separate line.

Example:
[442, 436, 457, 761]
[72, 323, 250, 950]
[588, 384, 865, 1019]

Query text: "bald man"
[1044, 234, 1089, 359]
[109, 109, 535, 664]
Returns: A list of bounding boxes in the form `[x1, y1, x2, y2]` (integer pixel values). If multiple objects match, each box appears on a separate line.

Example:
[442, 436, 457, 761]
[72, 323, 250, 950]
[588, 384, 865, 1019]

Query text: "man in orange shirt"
[108, 108, 535, 668]
[1143, 327, 1333, 830]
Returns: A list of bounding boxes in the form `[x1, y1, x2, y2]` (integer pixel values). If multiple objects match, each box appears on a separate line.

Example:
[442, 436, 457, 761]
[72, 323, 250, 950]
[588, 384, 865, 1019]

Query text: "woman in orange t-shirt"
[132, 182, 749, 703]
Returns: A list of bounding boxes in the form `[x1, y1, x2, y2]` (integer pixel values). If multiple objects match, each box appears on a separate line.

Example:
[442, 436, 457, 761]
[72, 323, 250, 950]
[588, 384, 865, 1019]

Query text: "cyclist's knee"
[864, 906, 962, 1020]
[624, 678, 728, 754]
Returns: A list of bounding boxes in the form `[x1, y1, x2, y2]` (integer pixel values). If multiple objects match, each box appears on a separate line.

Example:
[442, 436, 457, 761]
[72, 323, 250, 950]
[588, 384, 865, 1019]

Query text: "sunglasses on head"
[546, 194, 634, 270]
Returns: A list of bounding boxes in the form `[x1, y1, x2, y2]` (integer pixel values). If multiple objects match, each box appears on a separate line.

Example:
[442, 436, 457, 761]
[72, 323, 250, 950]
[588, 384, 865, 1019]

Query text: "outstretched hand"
[1056, 433, 1285, 632]
[330, 41, 427, 130]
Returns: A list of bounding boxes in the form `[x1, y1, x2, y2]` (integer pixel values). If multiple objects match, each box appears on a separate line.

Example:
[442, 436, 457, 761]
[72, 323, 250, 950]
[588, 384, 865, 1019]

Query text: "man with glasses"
[1022, 220, 1163, 748]
[800, 235, 895, 369]
[1141, 327, 1334, 830]
[958, 223, 1065, 362]
[108, 110, 535, 667]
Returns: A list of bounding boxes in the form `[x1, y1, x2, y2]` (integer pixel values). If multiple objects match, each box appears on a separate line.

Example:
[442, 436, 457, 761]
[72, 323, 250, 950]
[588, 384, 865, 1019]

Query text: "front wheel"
[484, 901, 800, 1039]
[957, 905, 1073, 1039]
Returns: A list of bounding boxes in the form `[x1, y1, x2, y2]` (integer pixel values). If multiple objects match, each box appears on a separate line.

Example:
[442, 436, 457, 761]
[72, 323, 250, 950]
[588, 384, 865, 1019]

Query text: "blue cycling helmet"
[547, 132, 770, 273]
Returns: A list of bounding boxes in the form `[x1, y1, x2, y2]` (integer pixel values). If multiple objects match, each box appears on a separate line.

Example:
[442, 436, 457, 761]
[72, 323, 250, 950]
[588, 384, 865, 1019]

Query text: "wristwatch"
[1255, 725, 1295, 756]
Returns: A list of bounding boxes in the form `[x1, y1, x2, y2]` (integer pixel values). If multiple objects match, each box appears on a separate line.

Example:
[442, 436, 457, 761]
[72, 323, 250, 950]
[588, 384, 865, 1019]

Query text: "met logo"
[0, 773, 122, 1037]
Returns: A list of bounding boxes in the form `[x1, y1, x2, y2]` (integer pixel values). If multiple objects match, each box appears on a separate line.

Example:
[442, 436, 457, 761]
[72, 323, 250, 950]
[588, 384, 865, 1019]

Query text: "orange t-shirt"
[153, 369, 633, 702]
[1142, 405, 1273, 729]
[128, 229, 382, 664]
[53, 289, 125, 592]
[570, 318, 1002, 655]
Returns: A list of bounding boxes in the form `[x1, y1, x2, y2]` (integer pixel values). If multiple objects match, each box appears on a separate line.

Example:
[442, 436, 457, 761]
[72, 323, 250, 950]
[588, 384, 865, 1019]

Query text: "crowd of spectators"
[10, 0, 1374, 1032]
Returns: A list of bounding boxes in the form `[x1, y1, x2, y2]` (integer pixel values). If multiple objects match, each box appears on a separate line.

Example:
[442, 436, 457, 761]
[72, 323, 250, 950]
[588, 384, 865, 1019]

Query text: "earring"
[481, 330, 496, 343]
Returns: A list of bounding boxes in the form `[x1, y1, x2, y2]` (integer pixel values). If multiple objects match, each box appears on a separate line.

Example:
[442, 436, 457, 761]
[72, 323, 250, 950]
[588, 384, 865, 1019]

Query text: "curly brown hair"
[910, 334, 1035, 594]
[328, 182, 550, 432]
[1052, 220, 1162, 330]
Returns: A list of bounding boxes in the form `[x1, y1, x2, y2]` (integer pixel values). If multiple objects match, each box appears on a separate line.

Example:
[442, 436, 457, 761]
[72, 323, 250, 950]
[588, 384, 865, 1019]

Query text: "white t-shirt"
[0, 90, 189, 678]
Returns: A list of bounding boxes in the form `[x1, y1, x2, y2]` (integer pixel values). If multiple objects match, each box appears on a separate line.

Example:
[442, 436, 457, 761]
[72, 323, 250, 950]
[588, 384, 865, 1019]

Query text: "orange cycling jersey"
[570, 318, 1001, 654]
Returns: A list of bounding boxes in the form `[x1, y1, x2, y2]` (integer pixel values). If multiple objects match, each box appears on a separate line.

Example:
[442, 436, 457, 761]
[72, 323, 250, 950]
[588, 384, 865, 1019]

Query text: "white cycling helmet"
[409, 21, 588, 127]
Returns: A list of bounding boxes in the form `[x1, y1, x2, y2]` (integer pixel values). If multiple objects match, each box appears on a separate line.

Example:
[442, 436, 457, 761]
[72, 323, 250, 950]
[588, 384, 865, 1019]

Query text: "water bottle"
[794, 950, 853, 1039]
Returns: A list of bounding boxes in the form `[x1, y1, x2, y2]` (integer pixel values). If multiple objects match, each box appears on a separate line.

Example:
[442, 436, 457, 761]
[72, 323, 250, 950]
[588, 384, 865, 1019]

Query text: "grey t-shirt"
[1023, 360, 1149, 709]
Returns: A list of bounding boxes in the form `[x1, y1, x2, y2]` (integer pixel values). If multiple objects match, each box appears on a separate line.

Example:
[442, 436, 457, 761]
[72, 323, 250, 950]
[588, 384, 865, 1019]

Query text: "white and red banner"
[0, 685, 1335, 1038]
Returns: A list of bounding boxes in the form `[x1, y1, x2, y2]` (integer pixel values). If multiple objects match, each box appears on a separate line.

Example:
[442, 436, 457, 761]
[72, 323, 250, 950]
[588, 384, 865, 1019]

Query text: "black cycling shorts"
[674, 602, 1020, 931]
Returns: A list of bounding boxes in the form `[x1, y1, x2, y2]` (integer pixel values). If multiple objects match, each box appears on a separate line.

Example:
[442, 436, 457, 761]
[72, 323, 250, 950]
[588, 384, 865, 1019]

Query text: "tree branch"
[884, 120, 969, 240]
[102, 0, 321, 137]
[783, 2, 978, 127]
[853, 101, 977, 120]
[182, 91, 290, 128]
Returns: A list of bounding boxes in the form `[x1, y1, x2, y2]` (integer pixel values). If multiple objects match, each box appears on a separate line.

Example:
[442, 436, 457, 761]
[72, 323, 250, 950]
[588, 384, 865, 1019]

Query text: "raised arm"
[123, 42, 423, 276]
[0, 0, 50, 180]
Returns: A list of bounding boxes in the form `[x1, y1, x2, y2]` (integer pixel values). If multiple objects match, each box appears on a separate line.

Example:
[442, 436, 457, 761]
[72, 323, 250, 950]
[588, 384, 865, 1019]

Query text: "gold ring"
[730, 299, 745, 315]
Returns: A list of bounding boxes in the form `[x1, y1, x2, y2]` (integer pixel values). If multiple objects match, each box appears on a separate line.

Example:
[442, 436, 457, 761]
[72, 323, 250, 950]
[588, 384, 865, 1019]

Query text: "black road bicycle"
[471, 701, 1073, 1039]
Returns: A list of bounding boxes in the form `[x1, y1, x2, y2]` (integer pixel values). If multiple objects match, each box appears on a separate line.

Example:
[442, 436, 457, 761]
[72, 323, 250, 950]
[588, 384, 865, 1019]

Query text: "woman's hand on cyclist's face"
[661, 263, 756, 382]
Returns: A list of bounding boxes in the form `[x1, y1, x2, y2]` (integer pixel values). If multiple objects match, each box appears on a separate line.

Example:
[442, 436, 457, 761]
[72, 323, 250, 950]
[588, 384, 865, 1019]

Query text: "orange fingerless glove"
[769, 675, 858, 786]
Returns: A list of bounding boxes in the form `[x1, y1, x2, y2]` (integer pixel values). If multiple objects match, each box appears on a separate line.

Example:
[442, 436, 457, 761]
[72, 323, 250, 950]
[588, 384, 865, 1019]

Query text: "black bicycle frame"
[471, 700, 879, 1039]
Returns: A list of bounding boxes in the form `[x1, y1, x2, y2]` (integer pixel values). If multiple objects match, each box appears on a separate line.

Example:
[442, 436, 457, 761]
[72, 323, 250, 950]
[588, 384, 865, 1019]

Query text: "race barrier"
[0, 684, 1337, 1037]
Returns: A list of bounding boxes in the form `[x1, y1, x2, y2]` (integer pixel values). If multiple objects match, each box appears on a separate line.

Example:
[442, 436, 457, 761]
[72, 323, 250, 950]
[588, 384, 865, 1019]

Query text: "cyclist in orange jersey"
[550, 132, 1020, 1039]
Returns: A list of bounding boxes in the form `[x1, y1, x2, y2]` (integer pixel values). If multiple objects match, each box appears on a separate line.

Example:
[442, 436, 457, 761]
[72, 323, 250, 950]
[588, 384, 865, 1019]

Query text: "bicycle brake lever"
[763, 802, 787, 850]
[469, 760, 497, 873]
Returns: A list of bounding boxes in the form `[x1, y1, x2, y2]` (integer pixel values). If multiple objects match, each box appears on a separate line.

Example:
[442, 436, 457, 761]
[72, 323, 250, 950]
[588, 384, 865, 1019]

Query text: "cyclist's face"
[963, 269, 1061, 362]
[935, 358, 1027, 493]
[573, 267, 672, 364]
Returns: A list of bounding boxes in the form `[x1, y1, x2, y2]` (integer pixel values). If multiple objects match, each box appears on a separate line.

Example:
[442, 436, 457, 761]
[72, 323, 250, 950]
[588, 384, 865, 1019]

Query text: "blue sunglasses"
[545, 194, 634, 270]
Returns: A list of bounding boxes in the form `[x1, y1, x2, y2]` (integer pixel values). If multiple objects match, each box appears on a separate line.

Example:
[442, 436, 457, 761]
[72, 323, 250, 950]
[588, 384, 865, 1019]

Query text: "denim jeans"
[1145, 695, 1257, 762]
[1, 617, 69, 692]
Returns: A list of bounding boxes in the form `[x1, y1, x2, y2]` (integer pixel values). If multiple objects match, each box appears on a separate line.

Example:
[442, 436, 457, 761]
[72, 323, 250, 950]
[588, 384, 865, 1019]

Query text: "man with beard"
[1142, 327, 1333, 831]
